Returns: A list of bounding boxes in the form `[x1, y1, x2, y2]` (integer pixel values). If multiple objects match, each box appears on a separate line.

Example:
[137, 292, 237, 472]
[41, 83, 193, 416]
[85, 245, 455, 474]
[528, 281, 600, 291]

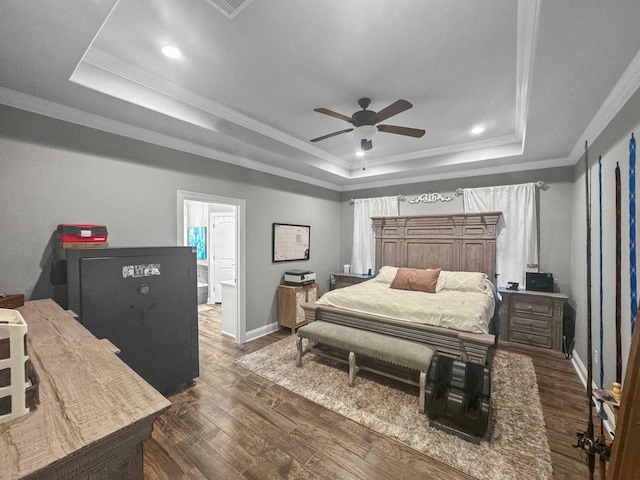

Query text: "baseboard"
[571, 349, 589, 386]
[571, 349, 617, 439]
[245, 321, 280, 342]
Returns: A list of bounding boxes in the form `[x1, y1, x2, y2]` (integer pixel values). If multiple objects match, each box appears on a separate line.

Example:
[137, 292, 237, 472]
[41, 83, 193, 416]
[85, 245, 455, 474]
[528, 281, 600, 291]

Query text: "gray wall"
[339, 167, 575, 295]
[570, 85, 640, 387]
[0, 105, 341, 332]
[4, 87, 638, 381]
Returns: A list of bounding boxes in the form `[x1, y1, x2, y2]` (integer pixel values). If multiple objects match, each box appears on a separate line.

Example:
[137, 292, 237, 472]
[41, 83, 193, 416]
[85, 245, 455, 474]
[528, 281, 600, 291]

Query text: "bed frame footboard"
[301, 302, 495, 365]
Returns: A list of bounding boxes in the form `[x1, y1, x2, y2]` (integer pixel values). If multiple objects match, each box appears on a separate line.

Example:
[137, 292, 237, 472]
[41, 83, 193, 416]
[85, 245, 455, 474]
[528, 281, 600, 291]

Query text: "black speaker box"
[525, 272, 553, 292]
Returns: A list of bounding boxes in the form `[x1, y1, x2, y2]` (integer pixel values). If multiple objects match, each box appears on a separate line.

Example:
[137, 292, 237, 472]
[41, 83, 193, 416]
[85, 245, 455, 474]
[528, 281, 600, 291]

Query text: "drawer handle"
[527, 305, 532, 311]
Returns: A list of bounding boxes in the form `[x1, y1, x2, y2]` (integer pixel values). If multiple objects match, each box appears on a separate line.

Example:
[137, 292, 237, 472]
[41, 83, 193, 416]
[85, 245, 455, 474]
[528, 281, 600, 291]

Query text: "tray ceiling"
[2, 0, 640, 191]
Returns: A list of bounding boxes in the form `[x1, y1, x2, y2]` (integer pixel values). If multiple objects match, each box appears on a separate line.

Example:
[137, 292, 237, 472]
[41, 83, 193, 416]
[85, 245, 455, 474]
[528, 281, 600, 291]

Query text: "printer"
[284, 270, 316, 286]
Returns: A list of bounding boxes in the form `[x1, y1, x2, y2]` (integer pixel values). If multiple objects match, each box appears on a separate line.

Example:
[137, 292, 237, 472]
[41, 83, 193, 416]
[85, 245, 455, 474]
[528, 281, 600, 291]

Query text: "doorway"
[209, 213, 236, 304]
[177, 190, 246, 344]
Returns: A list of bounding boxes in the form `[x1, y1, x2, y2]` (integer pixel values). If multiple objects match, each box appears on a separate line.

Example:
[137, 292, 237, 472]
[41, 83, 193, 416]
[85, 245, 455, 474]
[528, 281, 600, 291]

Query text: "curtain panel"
[463, 183, 538, 288]
[351, 196, 399, 274]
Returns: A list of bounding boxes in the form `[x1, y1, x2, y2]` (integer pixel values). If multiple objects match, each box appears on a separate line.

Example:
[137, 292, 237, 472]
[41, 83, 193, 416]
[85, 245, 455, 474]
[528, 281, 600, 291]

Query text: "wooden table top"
[0, 299, 171, 479]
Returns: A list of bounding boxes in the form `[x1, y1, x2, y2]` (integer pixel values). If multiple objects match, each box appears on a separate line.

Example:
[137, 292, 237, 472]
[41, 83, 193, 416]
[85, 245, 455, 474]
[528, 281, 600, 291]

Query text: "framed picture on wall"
[187, 226, 207, 260]
[272, 223, 310, 262]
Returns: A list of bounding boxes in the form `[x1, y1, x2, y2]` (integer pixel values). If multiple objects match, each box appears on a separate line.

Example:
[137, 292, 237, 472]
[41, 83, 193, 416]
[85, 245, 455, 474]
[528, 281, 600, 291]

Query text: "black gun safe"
[63, 247, 199, 396]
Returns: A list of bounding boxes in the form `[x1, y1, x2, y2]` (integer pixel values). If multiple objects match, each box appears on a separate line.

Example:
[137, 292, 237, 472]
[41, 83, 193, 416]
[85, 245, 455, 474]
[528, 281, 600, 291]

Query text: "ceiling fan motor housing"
[352, 109, 377, 127]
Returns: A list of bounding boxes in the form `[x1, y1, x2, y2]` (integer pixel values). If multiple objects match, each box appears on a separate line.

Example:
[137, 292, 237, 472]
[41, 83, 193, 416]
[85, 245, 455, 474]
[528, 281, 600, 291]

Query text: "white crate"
[0, 308, 31, 424]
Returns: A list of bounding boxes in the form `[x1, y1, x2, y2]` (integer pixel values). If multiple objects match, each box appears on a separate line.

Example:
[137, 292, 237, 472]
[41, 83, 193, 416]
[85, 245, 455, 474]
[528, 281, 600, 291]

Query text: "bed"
[301, 212, 502, 364]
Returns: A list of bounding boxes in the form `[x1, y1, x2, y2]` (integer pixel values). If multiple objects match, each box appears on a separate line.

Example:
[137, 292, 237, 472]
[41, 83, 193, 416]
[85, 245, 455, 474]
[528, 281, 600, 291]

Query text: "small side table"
[278, 283, 319, 334]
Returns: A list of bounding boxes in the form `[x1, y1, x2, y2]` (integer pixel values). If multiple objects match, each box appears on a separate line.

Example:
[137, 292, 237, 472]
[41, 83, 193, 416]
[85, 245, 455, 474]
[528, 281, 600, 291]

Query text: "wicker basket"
[0, 308, 37, 424]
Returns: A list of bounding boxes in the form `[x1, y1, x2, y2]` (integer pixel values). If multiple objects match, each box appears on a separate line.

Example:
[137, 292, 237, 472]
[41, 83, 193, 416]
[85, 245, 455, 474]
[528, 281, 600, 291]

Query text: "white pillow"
[374, 266, 399, 284]
[438, 271, 487, 293]
[435, 270, 448, 293]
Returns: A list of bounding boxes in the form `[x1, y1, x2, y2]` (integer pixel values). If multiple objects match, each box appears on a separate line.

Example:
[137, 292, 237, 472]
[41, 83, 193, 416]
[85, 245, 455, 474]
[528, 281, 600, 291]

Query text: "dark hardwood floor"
[143, 307, 599, 479]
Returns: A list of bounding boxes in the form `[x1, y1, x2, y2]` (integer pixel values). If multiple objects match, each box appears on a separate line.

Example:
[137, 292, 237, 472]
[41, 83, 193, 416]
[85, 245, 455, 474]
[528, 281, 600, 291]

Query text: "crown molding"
[515, 0, 541, 142]
[0, 87, 343, 191]
[74, 47, 352, 170]
[569, 46, 640, 163]
[339, 155, 574, 193]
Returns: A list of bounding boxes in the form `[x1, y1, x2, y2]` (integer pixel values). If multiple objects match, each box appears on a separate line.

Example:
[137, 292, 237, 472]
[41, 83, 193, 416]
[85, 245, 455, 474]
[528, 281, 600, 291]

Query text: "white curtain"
[463, 183, 538, 288]
[351, 196, 399, 274]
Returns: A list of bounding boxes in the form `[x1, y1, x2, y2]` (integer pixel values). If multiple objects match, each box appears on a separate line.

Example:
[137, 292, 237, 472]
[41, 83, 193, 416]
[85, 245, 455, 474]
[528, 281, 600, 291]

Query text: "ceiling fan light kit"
[310, 98, 425, 152]
[353, 125, 377, 143]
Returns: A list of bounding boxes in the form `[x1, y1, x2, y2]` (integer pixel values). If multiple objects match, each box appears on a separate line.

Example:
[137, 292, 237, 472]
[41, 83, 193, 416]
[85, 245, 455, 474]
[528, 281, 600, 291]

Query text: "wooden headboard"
[371, 212, 502, 280]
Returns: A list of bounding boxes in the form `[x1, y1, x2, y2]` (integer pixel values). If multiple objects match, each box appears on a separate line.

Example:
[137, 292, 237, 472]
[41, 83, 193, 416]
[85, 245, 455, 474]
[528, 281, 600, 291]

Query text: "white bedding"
[318, 269, 495, 334]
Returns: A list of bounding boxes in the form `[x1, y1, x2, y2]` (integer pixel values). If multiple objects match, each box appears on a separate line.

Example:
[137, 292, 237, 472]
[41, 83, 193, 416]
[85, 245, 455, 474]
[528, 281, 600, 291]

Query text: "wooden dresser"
[1, 299, 170, 480]
[278, 283, 319, 334]
[498, 289, 568, 353]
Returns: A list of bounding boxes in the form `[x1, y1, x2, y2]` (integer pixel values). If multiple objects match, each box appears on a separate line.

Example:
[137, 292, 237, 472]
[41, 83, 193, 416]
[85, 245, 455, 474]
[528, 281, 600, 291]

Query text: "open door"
[210, 213, 236, 303]
[178, 190, 246, 344]
[607, 312, 640, 479]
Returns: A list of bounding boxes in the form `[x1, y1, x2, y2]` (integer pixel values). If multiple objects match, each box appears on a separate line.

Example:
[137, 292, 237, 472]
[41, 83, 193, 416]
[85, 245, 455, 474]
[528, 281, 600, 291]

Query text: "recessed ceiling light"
[161, 45, 182, 59]
[471, 125, 485, 135]
[356, 150, 365, 157]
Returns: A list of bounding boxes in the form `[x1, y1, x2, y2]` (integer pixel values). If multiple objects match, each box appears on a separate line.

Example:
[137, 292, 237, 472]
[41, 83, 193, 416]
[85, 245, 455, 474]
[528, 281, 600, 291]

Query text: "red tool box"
[56, 224, 108, 243]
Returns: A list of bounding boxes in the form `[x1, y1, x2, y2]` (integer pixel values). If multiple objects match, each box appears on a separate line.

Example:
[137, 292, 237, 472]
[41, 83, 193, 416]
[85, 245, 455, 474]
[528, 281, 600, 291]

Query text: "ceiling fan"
[310, 98, 425, 151]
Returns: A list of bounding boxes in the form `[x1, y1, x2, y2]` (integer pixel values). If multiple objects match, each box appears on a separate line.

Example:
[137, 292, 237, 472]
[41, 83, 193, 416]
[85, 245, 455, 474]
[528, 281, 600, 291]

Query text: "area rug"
[235, 336, 552, 480]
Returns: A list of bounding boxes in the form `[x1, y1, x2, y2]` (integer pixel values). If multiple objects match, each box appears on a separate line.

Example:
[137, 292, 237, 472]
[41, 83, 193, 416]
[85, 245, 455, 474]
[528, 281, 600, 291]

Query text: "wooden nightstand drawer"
[509, 329, 552, 349]
[510, 314, 552, 334]
[511, 299, 553, 317]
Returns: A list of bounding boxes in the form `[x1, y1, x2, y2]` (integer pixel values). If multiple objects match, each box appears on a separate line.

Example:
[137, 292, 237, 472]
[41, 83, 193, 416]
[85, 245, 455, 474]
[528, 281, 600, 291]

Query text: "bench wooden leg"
[419, 371, 426, 414]
[348, 351, 357, 387]
[296, 336, 303, 367]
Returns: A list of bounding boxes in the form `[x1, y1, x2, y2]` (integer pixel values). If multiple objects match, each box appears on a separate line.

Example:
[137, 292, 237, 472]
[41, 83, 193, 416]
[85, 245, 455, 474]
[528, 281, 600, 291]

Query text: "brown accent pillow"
[390, 268, 441, 293]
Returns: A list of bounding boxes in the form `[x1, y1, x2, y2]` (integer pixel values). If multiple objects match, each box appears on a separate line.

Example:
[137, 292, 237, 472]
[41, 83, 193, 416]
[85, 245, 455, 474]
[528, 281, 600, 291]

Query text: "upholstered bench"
[296, 321, 435, 413]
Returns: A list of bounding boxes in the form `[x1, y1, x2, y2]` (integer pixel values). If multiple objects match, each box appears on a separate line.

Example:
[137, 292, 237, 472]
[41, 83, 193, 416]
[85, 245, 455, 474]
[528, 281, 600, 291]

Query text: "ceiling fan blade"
[372, 100, 413, 123]
[377, 124, 426, 138]
[313, 108, 354, 124]
[310, 128, 353, 142]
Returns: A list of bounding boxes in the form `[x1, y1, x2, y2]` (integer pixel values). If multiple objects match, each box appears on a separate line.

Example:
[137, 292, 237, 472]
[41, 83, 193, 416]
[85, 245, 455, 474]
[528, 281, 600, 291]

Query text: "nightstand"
[331, 273, 374, 289]
[498, 289, 568, 352]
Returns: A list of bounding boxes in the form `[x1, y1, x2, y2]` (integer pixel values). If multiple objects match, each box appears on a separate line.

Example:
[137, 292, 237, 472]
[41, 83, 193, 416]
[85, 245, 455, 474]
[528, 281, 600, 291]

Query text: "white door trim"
[177, 190, 246, 344]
